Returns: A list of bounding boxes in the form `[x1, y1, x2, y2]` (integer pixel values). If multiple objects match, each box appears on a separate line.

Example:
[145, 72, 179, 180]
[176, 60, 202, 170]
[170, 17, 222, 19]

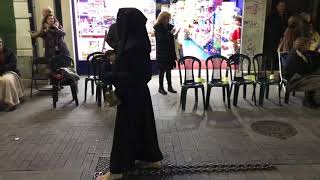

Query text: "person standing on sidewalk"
[98, 8, 163, 180]
[154, 11, 178, 95]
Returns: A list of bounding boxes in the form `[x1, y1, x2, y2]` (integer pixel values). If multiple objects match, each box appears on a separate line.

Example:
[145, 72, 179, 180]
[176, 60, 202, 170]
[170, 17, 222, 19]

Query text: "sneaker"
[96, 172, 123, 180]
[158, 88, 167, 95]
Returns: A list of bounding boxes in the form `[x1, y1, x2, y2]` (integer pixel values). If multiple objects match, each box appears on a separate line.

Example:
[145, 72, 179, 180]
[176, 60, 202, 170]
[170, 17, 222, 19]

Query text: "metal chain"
[124, 162, 276, 176]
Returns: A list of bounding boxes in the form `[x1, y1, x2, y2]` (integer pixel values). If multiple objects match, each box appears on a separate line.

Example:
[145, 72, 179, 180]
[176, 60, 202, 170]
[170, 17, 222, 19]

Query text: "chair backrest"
[205, 55, 229, 83]
[91, 54, 110, 82]
[178, 56, 202, 85]
[50, 55, 74, 71]
[86, 52, 104, 77]
[31, 57, 51, 77]
[278, 52, 289, 81]
[228, 54, 253, 81]
[252, 53, 275, 80]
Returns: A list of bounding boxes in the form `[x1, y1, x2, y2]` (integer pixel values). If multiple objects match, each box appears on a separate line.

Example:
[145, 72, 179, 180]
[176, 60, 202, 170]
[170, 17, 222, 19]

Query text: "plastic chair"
[178, 56, 205, 111]
[229, 54, 257, 106]
[91, 54, 112, 107]
[84, 52, 104, 102]
[253, 53, 281, 106]
[50, 55, 79, 108]
[30, 57, 52, 98]
[205, 55, 231, 109]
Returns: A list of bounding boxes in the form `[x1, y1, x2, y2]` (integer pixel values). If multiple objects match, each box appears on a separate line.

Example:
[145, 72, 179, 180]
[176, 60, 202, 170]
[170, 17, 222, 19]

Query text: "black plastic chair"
[205, 55, 231, 109]
[229, 54, 257, 106]
[91, 54, 112, 107]
[30, 57, 52, 97]
[50, 55, 79, 108]
[84, 52, 104, 102]
[178, 56, 205, 111]
[253, 54, 281, 106]
[278, 52, 296, 105]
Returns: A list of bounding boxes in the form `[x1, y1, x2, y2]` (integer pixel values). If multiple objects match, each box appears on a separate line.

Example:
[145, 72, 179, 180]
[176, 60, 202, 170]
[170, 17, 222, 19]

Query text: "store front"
[71, 0, 157, 74]
[169, 0, 243, 60]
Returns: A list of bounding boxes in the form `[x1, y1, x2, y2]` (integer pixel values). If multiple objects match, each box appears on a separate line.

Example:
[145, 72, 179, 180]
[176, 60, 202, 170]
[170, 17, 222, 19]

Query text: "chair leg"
[205, 86, 212, 110]
[97, 85, 102, 107]
[243, 84, 247, 99]
[181, 87, 187, 111]
[292, 91, 296, 96]
[259, 84, 266, 106]
[222, 87, 226, 102]
[30, 80, 33, 98]
[265, 85, 270, 99]
[84, 79, 88, 102]
[252, 84, 257, 106]
[226, 85, 231, 109]
[195, 88, 198, 102]
[278, 83, 282, 106]
[91, 80, 95, 95]
[201, 86, 205, 109]
[233, 84, 240, 106]
[52, 85, 59, 108]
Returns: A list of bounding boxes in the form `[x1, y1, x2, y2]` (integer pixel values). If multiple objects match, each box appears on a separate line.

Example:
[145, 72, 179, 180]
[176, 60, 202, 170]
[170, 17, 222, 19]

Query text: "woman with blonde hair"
[278, 15, 303, 53]
[154, 11, 178, 95]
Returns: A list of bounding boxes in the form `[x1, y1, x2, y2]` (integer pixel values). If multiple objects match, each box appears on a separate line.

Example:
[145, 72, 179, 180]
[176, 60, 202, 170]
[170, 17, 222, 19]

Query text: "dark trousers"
[159, 69, 172, 88]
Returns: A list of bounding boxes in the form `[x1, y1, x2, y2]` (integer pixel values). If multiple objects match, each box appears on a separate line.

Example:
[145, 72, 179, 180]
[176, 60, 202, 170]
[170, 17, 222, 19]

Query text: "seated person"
[0, 37, 24, 111]
[284, 37, 320, 109]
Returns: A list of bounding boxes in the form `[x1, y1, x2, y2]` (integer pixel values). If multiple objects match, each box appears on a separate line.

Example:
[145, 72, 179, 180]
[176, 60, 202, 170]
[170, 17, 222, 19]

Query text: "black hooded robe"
[109, 8, 163, 173]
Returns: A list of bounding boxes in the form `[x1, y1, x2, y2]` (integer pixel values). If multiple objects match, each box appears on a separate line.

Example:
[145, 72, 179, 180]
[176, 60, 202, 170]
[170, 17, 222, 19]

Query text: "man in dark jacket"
[264, 0, 289, 69]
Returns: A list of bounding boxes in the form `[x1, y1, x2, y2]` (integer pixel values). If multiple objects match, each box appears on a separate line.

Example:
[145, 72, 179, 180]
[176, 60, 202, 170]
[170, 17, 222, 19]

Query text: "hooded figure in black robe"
[108, 8, 163, 175]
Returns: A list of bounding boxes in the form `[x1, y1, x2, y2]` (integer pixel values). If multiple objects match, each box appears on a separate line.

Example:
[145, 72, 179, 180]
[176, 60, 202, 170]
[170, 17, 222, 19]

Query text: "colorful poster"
[73, 0, 156, 60]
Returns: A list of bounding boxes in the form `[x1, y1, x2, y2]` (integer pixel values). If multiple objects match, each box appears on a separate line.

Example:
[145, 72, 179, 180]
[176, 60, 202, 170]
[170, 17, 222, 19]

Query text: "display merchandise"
[73, 0, 156, 60]
[169, 0, 242, 58]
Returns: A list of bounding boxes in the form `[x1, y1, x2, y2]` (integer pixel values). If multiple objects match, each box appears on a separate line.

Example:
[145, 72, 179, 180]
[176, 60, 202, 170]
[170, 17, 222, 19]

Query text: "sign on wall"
[240, 0, 267, 58]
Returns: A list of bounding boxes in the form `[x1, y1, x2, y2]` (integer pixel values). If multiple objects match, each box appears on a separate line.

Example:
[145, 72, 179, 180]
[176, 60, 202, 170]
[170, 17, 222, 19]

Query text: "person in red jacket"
[230, 16, 242, 54]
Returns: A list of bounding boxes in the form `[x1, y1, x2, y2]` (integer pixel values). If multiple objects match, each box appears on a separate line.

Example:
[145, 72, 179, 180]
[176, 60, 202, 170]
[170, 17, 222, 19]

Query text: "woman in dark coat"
[154, 11, 177, 95]
[0, 37, 24, 111]
[284, 37, 320, 109]
[39, 14, 69, 58]
[99, 8, 163, 180]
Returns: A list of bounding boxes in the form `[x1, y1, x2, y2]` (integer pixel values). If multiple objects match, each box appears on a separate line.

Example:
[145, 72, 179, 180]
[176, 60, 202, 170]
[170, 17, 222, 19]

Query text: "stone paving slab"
[0, 76, 320, 179]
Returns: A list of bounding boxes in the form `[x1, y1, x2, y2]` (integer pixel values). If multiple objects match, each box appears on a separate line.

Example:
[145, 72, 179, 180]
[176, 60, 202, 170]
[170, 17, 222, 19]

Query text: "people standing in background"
[105, 23, 119, 51]
[98, 8, 163, 180]
[264, 0, 289, 67]
[230, 16, 242, 54]
[300, 12, 320, 52]
[30, 6, 60, 39]
[0, 37, 24, 111]
[154, 11, 177, 95]
[36, 14, 69, 58]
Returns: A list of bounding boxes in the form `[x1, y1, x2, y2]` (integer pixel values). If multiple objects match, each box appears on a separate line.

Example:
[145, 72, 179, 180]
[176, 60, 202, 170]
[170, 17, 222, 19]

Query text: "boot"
[168, 85, 177, 93]
[158, 87, 167, 95]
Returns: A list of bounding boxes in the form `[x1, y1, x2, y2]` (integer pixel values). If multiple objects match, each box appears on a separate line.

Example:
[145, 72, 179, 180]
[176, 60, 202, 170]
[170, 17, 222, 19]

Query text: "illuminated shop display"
[73, 0, 156, 60]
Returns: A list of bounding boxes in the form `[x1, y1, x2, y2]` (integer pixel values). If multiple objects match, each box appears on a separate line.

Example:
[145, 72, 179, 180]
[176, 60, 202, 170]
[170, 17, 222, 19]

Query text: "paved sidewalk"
[1, 76, 320, 180]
